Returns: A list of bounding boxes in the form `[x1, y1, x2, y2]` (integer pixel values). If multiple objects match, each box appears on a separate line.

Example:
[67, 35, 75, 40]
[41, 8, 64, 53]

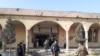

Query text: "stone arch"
[30, 20, 66, 31]
[88, 23, 100, 48]
[69, 22, 84, 48]
[89, 23, 100, 29]
[29, 20, 66, 47]
[11, 20, 26, 47]
[13, 19, 26, 29]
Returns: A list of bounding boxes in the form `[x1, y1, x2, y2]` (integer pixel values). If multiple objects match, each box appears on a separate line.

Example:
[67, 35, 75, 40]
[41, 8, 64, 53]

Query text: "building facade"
[0, 8, 100, 54]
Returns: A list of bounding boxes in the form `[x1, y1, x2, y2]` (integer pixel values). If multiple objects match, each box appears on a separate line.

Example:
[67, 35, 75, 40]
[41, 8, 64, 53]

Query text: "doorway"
[35, 34, 49, 47]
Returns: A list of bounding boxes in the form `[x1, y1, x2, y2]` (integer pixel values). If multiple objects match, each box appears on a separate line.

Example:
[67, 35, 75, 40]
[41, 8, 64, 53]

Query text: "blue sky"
[0, 0, 100, 13]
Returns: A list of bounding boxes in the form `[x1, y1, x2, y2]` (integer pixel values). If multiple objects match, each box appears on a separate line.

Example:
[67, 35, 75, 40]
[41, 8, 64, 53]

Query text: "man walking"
[50, 40, 60, 56]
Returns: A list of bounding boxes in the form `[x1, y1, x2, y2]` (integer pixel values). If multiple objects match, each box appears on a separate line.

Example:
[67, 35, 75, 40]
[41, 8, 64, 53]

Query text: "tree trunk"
[9, 44, 11, 56]
[2, 41, 8, 56]
[2, 41, 6, 52]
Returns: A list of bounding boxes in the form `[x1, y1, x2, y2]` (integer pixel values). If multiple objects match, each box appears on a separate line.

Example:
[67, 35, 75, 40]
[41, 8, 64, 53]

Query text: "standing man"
[50, 40, 60, 56]
[49, 37, 54, 47]
[64, 40, 66, 48]
[22, 41, 26, 56]
[44, 39, 49, 52]
[19, 42, 24, 56]
[16, 43, 21, 56]
[20, 41, 26, 56]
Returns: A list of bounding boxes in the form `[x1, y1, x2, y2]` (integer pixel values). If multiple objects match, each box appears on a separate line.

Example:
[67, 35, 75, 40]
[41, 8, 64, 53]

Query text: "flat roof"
[0, 8, 100, 19]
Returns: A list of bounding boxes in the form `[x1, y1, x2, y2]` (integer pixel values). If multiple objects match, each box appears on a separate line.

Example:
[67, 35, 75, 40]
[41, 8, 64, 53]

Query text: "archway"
[29, 21, 66, 48]
[88, 23, 100, 48]
[69, 23, 84, 49]
[11, 20, 26, 48]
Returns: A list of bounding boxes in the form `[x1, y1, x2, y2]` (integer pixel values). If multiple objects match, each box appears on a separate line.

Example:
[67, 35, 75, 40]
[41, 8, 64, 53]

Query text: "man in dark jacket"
[21, 41, 26, 56]
[50, 40, 60, 56]
[16, 43, 21, 56]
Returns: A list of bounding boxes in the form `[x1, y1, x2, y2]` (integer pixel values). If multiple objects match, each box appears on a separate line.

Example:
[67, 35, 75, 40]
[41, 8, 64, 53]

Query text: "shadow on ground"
[27, 50, 65, 56]
[27, 51, 42, 56]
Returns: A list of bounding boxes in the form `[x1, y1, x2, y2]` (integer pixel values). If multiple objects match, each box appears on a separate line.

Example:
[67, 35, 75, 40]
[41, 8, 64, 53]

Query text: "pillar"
[91, 29, 94, 42]
[66, 30, 69, 53]
[85, 31, 89, 50]
[26, 29, 29, 52]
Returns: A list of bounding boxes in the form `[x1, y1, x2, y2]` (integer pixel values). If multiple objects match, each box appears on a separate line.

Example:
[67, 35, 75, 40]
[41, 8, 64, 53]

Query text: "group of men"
[42, 37, 60, 56]
[16, 41, 26, 56]
[44, 38, 60, 56]
[16, 40, 88, 56]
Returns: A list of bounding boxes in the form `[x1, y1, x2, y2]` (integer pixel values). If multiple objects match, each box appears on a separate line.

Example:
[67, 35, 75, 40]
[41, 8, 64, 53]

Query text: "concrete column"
[91, 29, 94, 41]
[26, 30, 29, 52]
[85, 31, 89, 50]
[91, 28, 94, 41]
[66, 30, 69, 54]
